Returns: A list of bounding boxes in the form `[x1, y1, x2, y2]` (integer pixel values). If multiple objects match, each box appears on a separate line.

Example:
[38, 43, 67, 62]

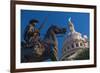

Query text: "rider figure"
[24, 19, 40, 47]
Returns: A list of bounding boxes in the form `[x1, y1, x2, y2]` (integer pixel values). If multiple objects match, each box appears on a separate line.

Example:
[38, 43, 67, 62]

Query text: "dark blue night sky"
[21, 10, 90, 59]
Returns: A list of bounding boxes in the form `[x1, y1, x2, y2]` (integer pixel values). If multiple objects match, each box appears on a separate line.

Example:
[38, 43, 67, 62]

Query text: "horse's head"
[49, 25, 66, 34]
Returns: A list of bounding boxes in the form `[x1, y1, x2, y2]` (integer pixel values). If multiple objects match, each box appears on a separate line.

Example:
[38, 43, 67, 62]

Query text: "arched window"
[67, 46, 70, 49]
[76, 43, 79, 47]
[72, 44, 74, 48]
[80, 43, 83, 46]
[64, 49, 66, 52]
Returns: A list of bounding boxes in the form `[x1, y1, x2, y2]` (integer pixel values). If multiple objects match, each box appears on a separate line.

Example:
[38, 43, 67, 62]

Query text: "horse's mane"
[44, 25, 57, 39]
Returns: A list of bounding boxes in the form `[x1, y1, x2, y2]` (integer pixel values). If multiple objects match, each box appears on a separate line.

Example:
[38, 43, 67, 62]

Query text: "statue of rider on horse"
[21, 18, 66, 62]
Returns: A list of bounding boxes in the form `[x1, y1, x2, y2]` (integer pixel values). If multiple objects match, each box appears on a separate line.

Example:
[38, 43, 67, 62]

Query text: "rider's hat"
[29, 19, 39, 26]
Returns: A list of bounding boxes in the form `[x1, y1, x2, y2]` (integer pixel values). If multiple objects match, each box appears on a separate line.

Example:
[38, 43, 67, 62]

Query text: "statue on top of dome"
[68, 17, 75, 32]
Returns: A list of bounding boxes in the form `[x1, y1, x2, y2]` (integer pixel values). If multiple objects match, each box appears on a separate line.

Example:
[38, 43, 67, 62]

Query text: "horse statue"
[21, 25, 66, 62]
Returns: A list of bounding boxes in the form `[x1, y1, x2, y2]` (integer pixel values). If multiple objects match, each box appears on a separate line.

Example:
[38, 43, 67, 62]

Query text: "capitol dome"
[60, 18, 89, 60]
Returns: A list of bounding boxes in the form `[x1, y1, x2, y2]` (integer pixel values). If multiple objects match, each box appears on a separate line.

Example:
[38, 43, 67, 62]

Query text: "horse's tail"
[50, 52, 58, 61]
[50, 44, 58, 61]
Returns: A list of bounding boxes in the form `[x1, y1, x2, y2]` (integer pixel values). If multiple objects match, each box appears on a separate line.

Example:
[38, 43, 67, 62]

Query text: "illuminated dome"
[60, 17, 89, 60]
